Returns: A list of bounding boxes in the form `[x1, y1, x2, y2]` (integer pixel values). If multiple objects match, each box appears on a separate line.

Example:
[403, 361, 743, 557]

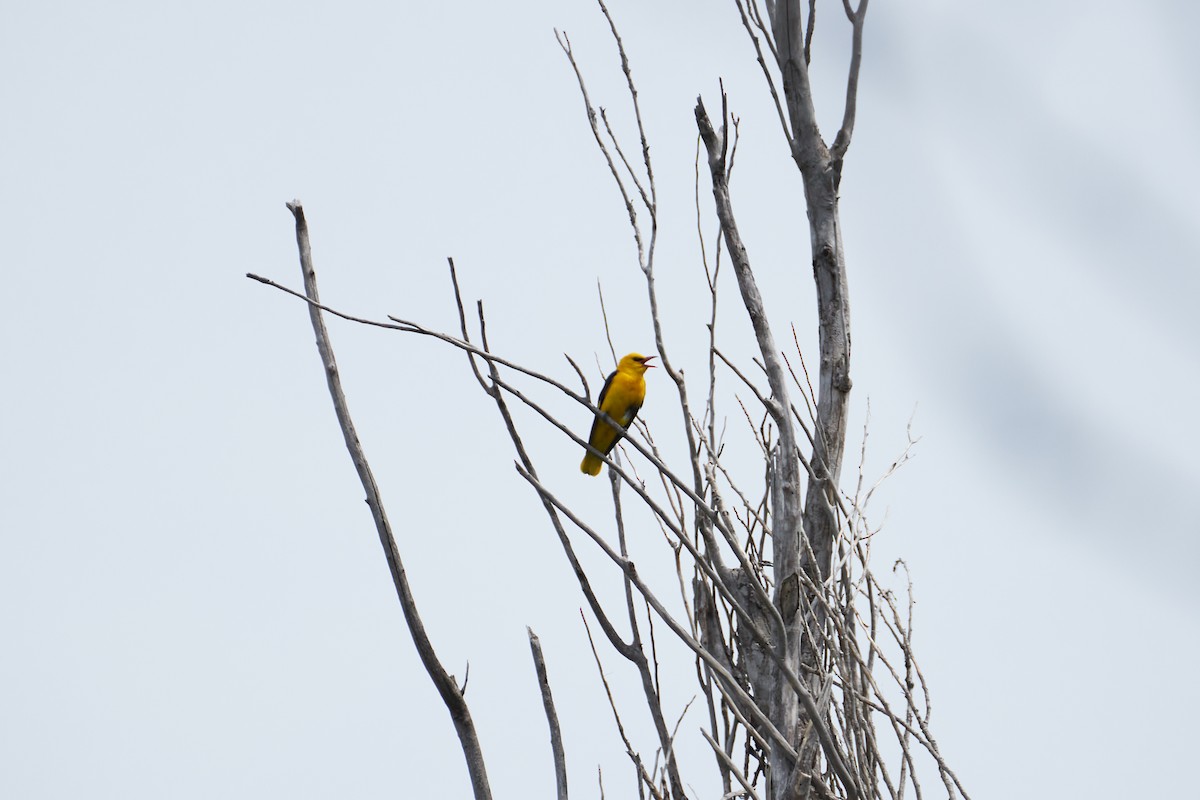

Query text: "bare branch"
[555, 28, 646, 268]
[522, 466, 799, 764]
[694, 97, 795, 439]
[528, 628, 569, 800]
[467, 308, 637, 662]
[597, 281, 618, 367]
[597, 0, 656, 212]
[447, 257, 491, 393]
[830, 0, 869, 162]
[600, 105, 652, 212]
[610, 467, 688, 800]
[805, 0, 816, 64]
[734, 0, 792, 142]
[702, 728, 763, 800]
[583, 615, 667, 800]
[281, 201, 492, 800]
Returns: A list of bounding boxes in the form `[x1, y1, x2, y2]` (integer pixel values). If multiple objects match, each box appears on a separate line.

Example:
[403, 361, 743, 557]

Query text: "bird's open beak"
[644, 356, 657, 368]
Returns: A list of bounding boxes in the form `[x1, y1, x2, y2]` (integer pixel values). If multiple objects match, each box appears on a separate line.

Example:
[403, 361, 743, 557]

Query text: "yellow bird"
[580, 352, 655, 476]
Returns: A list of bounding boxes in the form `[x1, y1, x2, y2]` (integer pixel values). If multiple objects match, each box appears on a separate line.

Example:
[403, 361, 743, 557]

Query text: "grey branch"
[701, 728, 763, 800]
[282, 201, 493, 800]
[830, 0, 869, 162]
[528, 628, 569, 800]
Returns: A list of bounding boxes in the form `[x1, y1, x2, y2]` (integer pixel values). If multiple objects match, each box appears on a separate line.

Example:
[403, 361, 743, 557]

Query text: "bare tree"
[250, 2, 968, 799]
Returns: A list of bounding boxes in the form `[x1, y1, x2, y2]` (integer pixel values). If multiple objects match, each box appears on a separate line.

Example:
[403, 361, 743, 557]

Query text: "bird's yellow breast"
[601, 369, 646, 425]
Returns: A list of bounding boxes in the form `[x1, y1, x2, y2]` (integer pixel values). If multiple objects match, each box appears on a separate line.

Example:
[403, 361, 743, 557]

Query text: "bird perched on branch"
[580, 352, 655, 476]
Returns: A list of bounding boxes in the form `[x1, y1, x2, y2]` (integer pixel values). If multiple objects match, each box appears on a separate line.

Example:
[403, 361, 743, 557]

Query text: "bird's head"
[621, 352, 656, 374]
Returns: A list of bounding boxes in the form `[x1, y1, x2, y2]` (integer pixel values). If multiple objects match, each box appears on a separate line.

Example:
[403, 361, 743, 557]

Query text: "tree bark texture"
[777, 4, 855, 797]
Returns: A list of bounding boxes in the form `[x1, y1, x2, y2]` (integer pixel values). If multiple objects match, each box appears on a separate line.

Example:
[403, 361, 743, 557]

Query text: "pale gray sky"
[3, 1, 1197, 798]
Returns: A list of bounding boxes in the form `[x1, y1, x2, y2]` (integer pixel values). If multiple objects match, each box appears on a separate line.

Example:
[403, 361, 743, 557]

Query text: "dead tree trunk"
[726, 2, 867, 798]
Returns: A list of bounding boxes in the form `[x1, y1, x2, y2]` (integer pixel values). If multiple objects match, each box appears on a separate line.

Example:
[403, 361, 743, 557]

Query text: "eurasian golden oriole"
[580, 352, 654, 476]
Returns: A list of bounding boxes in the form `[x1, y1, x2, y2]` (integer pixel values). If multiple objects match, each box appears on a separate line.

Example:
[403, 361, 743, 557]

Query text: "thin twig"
[582, 614, 666, 800]
[701, 729, 763, 800]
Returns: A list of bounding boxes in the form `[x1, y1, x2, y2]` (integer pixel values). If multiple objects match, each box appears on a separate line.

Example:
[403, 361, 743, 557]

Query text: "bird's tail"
[580, 453, 603, 476]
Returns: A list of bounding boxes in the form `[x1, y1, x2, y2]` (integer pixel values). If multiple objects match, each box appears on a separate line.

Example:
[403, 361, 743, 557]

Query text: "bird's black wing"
[595, 369, 617, 411]
[587, 369, 622, 451]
